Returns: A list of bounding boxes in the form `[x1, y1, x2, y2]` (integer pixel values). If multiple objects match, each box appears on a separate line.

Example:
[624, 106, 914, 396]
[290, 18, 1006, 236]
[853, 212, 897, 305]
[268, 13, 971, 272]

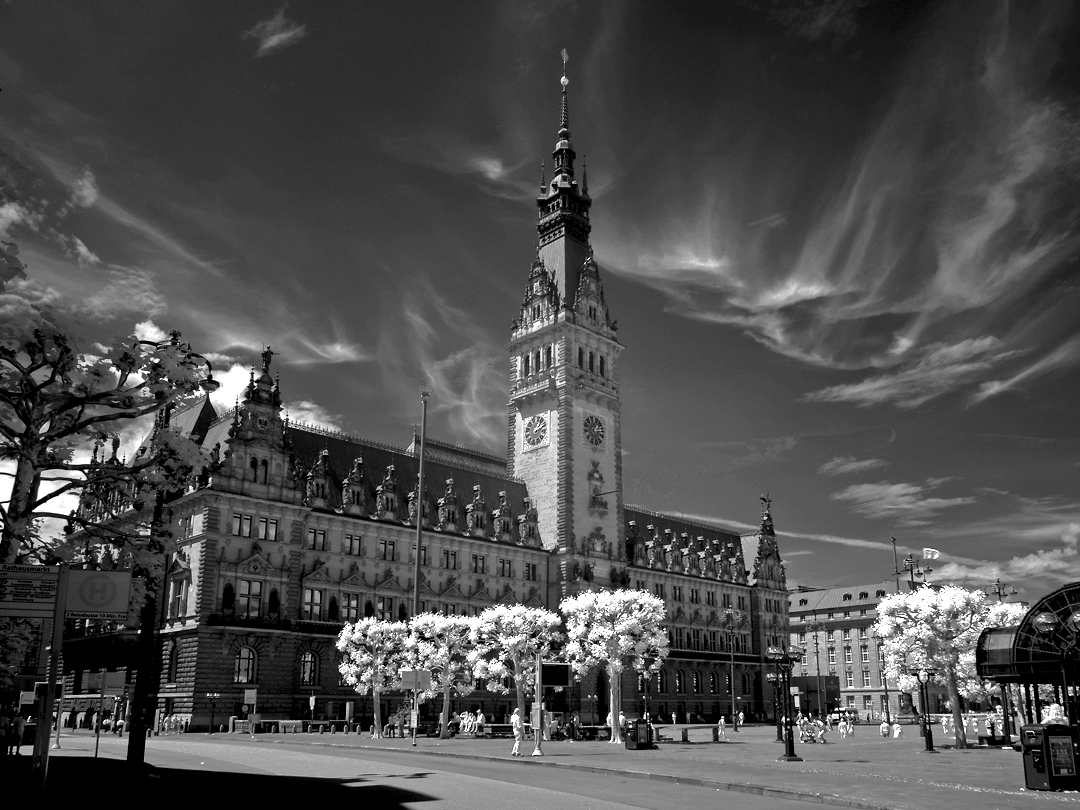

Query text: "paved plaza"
[23, 723, 1080, 809]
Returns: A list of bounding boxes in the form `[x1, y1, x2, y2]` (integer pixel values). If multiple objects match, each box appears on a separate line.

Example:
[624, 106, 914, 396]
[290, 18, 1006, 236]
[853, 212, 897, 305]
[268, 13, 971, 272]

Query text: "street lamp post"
[127, 332, 219, 770]
[411, 389, 429, 617]
[912, 668, 937, 753]
[893, 544, 933, 592]
[766, 645, 804, 763]
[206, 693, 221, 734]
[806, 620, 826, 719]
[986, 578, 1018, 738]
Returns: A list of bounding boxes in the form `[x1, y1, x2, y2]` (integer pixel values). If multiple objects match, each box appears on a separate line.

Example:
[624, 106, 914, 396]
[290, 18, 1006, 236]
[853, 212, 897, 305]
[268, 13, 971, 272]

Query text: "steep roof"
[789, 581, 900, 614]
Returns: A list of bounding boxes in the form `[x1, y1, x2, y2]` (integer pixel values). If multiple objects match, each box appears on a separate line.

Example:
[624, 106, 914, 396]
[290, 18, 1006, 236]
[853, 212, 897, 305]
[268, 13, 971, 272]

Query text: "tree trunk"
[608, 666, 622, 744]
[1, 454, 39, 563]
[440, 683, 450, 739]
[515, 674, 526, 725]
[946, 666, 967, 748]
[372, 687, 383, 738]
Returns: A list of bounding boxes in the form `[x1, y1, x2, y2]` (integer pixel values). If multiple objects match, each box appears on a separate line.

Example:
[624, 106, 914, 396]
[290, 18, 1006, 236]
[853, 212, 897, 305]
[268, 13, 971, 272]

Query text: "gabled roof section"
[788, 581, 900, 615]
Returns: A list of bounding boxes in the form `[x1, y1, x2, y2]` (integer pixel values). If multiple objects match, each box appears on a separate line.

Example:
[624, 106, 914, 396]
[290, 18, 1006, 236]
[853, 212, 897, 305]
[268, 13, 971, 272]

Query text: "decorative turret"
[375, 465, 397, 519]
[465, 484, 487, 537]
[342, 457, 366, 516]
[304, 449, 331, 509]
[752, 494, 786, 589]
[492, 491, 514, 541]
[437, 478, 458, 531]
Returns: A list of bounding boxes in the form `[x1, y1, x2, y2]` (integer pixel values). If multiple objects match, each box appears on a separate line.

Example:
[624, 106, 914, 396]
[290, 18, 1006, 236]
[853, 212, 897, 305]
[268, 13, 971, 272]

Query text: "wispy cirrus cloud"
[818, 456, 889, 476]
[598, 2, 1080, 408]
[831, 478, 976, 525]
[242, 5, 308, 58]
[971, 335, 1080, 405]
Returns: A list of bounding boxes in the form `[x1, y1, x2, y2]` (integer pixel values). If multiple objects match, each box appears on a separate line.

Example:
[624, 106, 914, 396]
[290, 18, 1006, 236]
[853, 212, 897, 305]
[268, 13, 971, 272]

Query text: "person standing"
[717, 714, 726, 738]
[11, 714, 26, 755]
[476, 708, 486, 738]
[738, 710, 745, 728]
[510, 708, 524, 756]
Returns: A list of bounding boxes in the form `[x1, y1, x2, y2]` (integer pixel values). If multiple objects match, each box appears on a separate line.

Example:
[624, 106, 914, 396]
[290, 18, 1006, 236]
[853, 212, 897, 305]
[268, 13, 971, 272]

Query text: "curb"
[252, 736, 906, 810]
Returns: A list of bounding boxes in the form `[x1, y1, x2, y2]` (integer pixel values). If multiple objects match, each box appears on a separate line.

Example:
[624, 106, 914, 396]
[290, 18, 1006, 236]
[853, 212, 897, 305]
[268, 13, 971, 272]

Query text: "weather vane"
[561, 48, 568, 86]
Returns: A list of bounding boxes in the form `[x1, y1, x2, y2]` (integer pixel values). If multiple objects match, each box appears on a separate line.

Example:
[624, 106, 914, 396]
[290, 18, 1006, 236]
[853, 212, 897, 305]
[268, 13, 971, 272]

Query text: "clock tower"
[508, 63, 624, 597]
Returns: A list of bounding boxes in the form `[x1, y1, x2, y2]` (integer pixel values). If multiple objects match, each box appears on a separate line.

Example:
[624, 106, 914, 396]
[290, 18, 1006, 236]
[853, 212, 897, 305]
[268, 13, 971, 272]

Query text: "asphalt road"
[62, 733, 813, 810]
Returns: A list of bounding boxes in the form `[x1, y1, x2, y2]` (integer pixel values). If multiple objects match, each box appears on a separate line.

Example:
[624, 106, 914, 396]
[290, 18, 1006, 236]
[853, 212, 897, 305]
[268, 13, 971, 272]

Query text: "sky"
[1, 1, 1078, 600]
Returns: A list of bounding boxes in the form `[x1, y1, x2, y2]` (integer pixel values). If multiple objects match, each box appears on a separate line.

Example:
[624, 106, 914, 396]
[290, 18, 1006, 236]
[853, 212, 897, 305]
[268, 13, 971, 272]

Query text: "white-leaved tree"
[561, 589, 669, 744]
[337, 618, 408, 738]
[405, 613, 478, 738]
[469, 605, 562, 723]
[874, 585, 1024, 748]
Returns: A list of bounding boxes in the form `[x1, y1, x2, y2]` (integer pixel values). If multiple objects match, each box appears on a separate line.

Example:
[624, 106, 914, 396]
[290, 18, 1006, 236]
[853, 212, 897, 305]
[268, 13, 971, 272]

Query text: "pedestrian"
[618, 710, 626, 735]
[511, 707, 524, 756]
[476, 708, 486, 737]
[892, 721, 903, 738]
[12, 714, 26, 755]
[879, 719, 890, 738]
[717, 715, 726, 737]
[738, 710, 744, 728]
[671, 711, 676, 727]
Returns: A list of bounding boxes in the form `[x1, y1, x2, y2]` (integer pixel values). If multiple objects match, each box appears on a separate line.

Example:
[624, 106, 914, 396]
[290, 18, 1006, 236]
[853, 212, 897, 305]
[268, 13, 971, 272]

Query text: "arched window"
[693, 672, 701, 694]
[364, 600, 375, 618]
[710, 673, 718, 694]
[577, 347, 584, 368]
[534, 350, 541, 371]
[327, 596, 339, 622]
[260, 458, 269, 484]
[741, 673, 749, 694]
[545, 346, 552, 368]
[268, 589, 280, 616]
[234, 647, 256, 684]
[657, 670, 667, 693]
[300, 651, 317, 686]
[599, 355, 605, 377]
[523, 355, 530, 376]
[221, 582, 235, 613]
[167, 643, 179, 683]
[249, 457, 258, 481]
[588, 352, 595, 373]
[675, 670, 684, 694]
[398, 603, 408, 622]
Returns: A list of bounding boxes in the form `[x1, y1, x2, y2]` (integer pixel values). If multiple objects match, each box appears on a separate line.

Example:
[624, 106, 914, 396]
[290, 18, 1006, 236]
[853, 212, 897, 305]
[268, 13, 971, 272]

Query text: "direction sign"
[789, 686, 801, 695]
[244, 689, 258, 704]
[541, 662, 571, 688]
[0, 564, 60, 618]
[399, 669, 431, 690]
[66, 570, 131, 620]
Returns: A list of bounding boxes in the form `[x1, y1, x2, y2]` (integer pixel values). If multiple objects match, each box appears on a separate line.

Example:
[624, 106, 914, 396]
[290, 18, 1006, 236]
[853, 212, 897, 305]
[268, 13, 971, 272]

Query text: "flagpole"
[891, 538, 900, 592]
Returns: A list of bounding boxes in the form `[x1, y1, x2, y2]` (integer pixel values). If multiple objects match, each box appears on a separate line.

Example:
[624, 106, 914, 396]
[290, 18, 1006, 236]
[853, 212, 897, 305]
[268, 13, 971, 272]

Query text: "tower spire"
[560, 48, 570, 136]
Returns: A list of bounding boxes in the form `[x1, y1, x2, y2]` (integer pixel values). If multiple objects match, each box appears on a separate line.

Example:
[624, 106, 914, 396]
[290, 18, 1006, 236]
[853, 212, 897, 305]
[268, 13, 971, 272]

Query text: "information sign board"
[1049, 736, 1077, 776]
[244, 689, 258, 704]
[66, 570, 131, 619]
[0, 564, 60, 618]
[399, 669, 432, 690]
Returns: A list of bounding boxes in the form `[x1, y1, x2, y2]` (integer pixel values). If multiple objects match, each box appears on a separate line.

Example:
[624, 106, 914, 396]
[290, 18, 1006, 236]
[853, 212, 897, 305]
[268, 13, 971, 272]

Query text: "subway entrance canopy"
[977, 582, 1080, 684]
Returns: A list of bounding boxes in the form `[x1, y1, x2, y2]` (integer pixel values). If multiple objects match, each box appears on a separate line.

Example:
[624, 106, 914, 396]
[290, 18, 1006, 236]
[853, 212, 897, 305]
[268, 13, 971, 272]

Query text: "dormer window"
[859, 591, 869, 599]
[875, 589, 886, 598]
[798, 598, 808, 606]
[842, 593, 852, 601]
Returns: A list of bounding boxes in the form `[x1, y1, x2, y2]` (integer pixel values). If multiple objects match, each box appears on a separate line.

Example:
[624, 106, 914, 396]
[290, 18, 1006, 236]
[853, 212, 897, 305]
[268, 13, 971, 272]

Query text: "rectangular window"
[708, 630, 718, 652]
[706, 591, 716, 606]
[737, 595, 746, 610]
[345, 534, 363, 555]
[238, 579, 262, 618]
[257, 517, 278, 541]
[654, 583, 666, 600]
[379, 539, 395, 560]
[636, 580, 647, 591]
[672, 585, 683, 601]
[842, 629, 851, 642]
[306, 528, 326, 551]
[862, 671, 872, 687]
[689, 588, 700, 604]
[860, 645, 869, 663]
[863, 695, 873, 710]
[302, 588, 322, 621]
[845, 671, 854, 688]
[343, 593, 360, 622]
[798, 632, 806, 644]
[498, 558, 513, 577]
[859, 627, 868, 638]
[443, 549, 458, 570]
[691, 629, 701, 651]
[178, 516, 194, 539]
[523, 562, 538, 581]
[231, 513, 252, 537]
[828, 649, 837, 665]
[844, 647, 853, 664]
[674, 628, 685, 648]
[412, 544, 427, 565]
[377, 596, 393, 621]
[846, 694, 855, 707]
[471, 554, 486, 574]
[722, 593, 731, 608]
[169, 578, 188, 618]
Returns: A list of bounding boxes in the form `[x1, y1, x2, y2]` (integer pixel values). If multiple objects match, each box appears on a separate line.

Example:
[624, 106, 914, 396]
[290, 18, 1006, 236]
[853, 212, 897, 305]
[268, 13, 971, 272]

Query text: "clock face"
[582, 414, 605, 448]
[523, 413, 548, 449]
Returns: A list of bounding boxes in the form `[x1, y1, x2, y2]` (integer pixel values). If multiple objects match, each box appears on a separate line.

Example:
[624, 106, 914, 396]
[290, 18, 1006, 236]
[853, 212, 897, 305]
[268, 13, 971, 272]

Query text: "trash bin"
[1022, 724, 1080, 792]
[624, 720, 653, 750]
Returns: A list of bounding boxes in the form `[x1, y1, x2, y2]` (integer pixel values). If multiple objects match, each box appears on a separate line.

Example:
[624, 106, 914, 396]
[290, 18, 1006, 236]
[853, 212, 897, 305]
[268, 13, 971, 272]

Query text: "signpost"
[399, 669, 431, 747]
[7, 564, 134, 790]
[245, 689, 258, 736]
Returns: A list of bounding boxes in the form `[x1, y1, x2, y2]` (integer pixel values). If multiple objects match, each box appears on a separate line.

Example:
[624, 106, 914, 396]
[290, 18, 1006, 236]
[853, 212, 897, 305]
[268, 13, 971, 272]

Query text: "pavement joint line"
[248, 736, 907, 810]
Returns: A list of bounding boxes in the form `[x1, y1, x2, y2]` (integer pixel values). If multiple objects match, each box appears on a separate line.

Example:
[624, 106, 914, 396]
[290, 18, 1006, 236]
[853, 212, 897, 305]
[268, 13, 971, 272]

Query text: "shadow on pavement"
[30, 757, 438, 806]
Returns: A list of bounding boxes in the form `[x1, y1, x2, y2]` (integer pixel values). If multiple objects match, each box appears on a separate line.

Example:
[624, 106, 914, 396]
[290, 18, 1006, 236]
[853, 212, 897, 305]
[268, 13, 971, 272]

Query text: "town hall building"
[63, 67, 790, 732]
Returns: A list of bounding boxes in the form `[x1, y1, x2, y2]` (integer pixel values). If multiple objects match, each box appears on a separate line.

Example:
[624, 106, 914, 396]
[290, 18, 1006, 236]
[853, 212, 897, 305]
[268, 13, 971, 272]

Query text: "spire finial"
[540, 159, 546, 192]
[582, 154, 588, 193]
[559, 48, 569, 134]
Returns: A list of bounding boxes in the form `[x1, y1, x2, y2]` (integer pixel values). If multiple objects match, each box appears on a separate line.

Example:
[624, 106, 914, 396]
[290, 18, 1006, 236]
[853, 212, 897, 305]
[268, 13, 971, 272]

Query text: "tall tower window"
[532, 304, 541, 320]
[535, 350, 541, 371]
[577, 347, 584, 368]
[523, 355, 530, 377]
[588, 352, 595, 373]
[599, 356, 605, 377]
[545, 346, 552, 368]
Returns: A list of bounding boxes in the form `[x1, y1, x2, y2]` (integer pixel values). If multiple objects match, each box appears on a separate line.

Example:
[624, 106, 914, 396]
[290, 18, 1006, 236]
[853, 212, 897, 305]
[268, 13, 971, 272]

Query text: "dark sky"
[1, 0, 1078, 598]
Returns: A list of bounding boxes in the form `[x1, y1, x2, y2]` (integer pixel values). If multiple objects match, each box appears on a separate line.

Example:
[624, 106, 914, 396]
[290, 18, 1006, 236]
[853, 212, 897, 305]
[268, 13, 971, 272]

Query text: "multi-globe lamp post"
[766, 645, 804, 762]
[904, 666, 938, 753]
[985, 577, 1019, 738]
[765, 672, 783, 742]
[872, 633, 892, 725]
[206, 692, 221, 735]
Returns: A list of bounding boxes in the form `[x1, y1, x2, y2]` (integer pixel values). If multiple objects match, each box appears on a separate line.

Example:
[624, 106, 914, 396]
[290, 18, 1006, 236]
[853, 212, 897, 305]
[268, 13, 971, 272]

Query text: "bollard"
[331, 725, 336, 734]
[344, 725, 349, 735]
[712, 727, 720, 742]
[680, 727, 689, 743]
[319, 724, 325, 734]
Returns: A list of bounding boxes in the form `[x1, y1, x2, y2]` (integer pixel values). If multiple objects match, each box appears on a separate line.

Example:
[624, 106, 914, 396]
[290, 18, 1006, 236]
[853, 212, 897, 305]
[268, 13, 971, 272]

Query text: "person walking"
[510, 708, 524, 756]
[11, 714, 26, 755]
[717, 714, 726, 738]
